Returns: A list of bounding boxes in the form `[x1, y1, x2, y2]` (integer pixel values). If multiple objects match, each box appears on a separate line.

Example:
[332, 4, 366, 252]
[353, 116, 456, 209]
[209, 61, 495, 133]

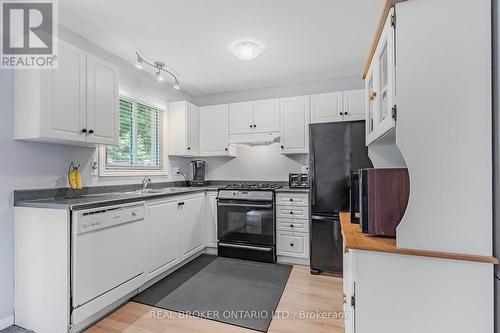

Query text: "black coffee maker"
[190, 160, 206, 186]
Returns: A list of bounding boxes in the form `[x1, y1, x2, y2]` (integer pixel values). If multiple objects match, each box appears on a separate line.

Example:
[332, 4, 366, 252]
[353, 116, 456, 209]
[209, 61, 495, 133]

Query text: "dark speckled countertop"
[14, 185, 220, 210]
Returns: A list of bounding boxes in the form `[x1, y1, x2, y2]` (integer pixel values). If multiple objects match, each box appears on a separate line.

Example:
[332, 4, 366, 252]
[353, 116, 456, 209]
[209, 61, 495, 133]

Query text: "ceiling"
[59, 0, 385, 96]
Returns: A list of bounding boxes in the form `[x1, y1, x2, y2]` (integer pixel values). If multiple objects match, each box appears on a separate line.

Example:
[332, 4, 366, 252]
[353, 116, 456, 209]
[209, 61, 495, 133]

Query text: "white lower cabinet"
[145, 198, 180, 279]
[145, 193, 206, 280]
[343, 247, 355, 333]
[206, 192, 218, 248]
[276, 231, 309, 259]
[276, 192, 310, 263]
[178, 194, 206, 260]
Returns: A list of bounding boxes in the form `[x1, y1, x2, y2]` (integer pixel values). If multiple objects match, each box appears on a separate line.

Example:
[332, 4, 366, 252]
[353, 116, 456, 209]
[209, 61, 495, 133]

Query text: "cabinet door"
[375, 7, 396, 135]
[146, 199, 180, 278]
[206, 193, 218, 248]
[185, 102, 199, 155]
[43, 41, 87, 142]
[310, 92, 343, 123]
[280, 96, 310, 154]
[199, 104, 230, 156]
[343, 89, 365, 121]
[179, 195, 205, 260]
[86, 53, 119, 145]
[229, 101, 254, 134]
[253, 99, 279, 133]
[365, 65, 377, 144]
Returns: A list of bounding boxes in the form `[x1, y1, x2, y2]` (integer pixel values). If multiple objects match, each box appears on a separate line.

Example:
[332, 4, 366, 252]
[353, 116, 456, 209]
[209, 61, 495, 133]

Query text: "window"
[99, 90, 166, 176]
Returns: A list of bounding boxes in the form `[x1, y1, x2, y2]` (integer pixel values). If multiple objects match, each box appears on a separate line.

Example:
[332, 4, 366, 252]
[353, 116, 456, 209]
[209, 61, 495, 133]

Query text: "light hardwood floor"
[85, 265, 345, 333]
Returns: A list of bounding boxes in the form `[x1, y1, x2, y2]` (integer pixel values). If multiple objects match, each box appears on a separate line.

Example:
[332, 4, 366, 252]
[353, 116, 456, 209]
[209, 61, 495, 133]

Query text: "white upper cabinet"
[310, 92, 343, 123]
[280, 96, 310, 154]
[168, 101, 199, 156]
[310, 90, 365, 124]
[365, 7, 396, 145]
[343, 89, 365, 121]
[14, 40, 119, 146]
[85, 54, 119, 145]
[252, 99, 280, 133]
[229, 99, 280, 135]
[229, 101, 254, 134]
[199, 104, 236, 157]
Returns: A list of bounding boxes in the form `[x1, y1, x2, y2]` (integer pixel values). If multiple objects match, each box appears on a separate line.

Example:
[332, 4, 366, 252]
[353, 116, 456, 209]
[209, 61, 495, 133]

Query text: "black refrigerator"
[309, 121, 372, 275]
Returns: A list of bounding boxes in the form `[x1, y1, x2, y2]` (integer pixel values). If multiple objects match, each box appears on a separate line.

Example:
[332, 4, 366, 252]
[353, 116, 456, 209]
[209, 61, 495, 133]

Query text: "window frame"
[99, 87, 168, 177]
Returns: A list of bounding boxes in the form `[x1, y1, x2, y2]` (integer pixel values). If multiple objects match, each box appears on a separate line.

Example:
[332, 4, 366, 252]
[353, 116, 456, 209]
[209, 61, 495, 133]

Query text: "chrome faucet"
[142, 176, 152, 190]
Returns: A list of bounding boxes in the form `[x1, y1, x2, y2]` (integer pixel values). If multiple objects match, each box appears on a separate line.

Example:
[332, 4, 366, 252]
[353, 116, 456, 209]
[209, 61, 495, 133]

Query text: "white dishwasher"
[71, 202, 146, 325]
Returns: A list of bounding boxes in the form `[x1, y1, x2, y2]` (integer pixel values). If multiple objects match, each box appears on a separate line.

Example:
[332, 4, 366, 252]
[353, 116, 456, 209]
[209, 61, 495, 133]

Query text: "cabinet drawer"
[277, 218, 308, 232]
[276, 193, 309, 207]
[276, 205, 309, 220]
[276, 231, 309, 259]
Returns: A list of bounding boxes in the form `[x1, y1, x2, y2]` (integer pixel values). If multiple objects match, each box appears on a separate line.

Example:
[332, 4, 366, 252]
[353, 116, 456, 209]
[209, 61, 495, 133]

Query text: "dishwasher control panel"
[73, 203, 145, 234]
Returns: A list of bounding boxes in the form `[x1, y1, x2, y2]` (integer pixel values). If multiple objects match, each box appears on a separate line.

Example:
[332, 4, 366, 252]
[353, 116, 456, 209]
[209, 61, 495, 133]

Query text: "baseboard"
[0, 314, 14, 330]
[277, 255, 309, 266]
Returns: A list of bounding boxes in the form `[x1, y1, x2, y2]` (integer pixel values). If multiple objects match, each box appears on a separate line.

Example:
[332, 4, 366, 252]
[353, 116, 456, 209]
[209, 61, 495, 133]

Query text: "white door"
[310, 92, 343, 123]
[253, 99, 279, 133]
[199, 104, 230, 155]
[179, 195, 205, 260]
[206, 193, 218, 248]
[185, 102, 199, 155]
[43, 41, 87, 142]
[343, 89, 366, 121]
[229, 101, 254, 134]
[86, 54, 119, 145]
[280, 96, 310, 154]
[146, 199, 180, 278]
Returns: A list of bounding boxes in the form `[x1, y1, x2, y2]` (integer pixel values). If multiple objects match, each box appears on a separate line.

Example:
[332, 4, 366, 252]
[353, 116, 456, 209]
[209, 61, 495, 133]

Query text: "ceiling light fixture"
[233, 41, 261, 60]
[135, 52, 180, 90]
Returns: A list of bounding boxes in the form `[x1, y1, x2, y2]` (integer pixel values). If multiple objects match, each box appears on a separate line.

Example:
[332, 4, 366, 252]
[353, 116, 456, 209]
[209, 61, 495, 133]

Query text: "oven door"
[217, 199, 274, 246]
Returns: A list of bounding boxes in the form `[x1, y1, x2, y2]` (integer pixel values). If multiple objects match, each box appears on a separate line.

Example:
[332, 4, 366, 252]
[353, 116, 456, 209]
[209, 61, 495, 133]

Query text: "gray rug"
[133, 254, 292, 332]
[0, 326, 34, 333]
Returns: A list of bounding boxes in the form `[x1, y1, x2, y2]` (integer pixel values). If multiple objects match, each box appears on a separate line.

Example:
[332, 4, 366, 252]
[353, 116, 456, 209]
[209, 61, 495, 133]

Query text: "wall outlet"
[301, 165, 309, 174]
[173, 167, 180, 175]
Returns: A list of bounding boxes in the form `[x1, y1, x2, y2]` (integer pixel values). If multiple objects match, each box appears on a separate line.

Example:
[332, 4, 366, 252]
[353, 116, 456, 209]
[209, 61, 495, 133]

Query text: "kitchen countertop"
[339, 212, 498, 265]
[15, 185, 220, 210]
[274, 186, 310, 193]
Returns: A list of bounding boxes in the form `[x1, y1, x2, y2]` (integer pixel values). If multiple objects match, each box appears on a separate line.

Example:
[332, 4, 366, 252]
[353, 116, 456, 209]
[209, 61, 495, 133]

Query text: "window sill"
[99, 168, 168, 177]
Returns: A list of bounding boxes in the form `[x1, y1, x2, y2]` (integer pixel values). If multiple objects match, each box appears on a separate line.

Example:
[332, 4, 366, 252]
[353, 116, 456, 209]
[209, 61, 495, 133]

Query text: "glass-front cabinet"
[365, 7, 396, 145]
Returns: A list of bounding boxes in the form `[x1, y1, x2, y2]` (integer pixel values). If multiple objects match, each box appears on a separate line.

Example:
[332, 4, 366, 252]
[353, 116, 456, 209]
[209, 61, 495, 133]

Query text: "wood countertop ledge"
[339, 212, 498, 265]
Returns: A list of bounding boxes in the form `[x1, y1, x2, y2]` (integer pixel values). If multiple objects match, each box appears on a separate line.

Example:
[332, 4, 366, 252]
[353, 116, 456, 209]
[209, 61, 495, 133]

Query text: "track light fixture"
[135, 52, 180, 90]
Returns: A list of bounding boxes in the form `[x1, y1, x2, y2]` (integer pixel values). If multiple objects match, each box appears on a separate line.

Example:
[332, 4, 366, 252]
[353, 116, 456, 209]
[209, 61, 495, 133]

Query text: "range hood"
[229, 132, 280, 145]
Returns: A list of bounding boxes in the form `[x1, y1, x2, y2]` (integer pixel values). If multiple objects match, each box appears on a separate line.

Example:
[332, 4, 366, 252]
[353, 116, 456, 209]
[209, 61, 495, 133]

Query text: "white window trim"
[99, 86, 168, 177]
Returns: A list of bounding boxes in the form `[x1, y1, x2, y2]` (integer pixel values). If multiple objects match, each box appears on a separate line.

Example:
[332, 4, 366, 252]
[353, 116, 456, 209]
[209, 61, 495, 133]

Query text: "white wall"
[0, 28, 193, 323]
[202, 144, 308, 181]
[191, 75, 363, 106]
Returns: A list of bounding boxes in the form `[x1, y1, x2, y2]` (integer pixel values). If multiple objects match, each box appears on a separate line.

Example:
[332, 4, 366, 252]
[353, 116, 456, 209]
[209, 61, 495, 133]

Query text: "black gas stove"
[220, 183, 283, 191]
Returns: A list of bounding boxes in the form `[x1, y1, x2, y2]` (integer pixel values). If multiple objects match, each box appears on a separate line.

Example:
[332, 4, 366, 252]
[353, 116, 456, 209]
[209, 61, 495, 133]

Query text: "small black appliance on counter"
[190, 160, 207, 186]
[289, 173, 309, 188]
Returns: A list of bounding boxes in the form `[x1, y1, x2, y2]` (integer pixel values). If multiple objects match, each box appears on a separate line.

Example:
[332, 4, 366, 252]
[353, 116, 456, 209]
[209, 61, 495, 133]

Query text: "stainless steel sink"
[131, 187, 192, 195]
[132, 189, 166, 194]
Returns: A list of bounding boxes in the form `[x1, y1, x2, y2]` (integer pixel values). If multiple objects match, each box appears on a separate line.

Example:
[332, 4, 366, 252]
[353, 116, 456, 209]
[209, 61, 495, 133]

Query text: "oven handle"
[218, 242, 273, 252]
[217, 202, 273, 209]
